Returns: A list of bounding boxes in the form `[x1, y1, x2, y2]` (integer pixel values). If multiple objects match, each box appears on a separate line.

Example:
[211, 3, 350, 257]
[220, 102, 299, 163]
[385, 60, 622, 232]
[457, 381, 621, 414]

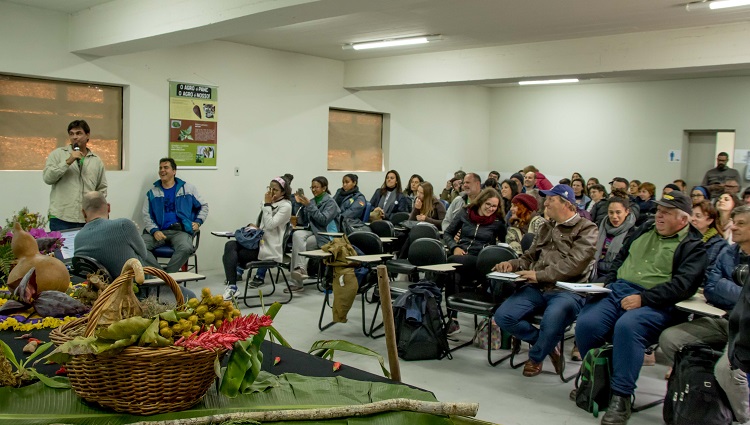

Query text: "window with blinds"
[0, 74, 123, 170]
[328, 108, 383, 172]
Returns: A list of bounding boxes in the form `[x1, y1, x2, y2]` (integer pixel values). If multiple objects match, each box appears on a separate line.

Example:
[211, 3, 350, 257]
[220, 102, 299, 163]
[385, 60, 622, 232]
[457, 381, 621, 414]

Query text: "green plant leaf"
[27, 370, 70, 389]
[137, 317, 170, 347]
[308, 339, 391, 379]
[23, 341, 54, 368]
[265, 325, 291, 348]
[0, 340, 19, 370]
[96, 316, 151, 341]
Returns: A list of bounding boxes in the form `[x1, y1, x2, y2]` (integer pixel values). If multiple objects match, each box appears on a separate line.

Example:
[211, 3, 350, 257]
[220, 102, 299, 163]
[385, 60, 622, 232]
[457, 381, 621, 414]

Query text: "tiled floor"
[186, 268, 669, 425]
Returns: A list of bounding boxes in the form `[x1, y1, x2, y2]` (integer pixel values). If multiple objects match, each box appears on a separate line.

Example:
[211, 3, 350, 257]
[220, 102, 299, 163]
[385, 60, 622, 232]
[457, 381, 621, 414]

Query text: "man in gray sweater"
[75, 192, 161, 278]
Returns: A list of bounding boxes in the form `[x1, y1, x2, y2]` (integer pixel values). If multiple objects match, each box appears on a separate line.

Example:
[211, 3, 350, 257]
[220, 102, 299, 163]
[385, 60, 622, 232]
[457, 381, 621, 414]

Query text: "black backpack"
[392, 281, 451, 361]
[574, 344, 613, 417]
[663, 344, 734, 425]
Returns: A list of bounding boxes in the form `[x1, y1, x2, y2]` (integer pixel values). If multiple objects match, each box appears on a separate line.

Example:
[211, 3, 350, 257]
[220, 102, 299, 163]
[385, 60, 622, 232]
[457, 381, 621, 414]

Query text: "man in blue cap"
[494, 184, 598, 377]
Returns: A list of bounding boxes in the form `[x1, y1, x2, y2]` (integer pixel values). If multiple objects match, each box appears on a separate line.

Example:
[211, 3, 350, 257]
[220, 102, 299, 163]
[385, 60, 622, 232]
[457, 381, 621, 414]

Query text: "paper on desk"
[487, 271, 520, 280]
[556, 282, 612, 293]
[211, 231, 235, 237]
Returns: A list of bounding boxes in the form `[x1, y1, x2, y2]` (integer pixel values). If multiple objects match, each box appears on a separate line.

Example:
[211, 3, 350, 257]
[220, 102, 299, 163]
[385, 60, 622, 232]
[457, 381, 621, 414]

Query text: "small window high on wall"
[0, 74, 123, 170]
[328, 109, 383, 172]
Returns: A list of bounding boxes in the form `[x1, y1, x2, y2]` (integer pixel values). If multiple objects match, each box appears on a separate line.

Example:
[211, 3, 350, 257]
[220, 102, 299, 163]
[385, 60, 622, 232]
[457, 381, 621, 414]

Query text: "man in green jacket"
[43, 120, 108, 231]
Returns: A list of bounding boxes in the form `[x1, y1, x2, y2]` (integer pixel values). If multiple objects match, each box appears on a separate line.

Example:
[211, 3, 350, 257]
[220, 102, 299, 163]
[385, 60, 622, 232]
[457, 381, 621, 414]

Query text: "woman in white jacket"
[223, 176, 292, 299]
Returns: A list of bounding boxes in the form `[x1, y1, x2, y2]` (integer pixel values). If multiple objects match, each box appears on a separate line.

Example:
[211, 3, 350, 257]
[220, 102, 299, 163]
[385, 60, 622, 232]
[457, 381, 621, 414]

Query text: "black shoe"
[601, 394, 631, 425]
[248, 276, 266, 288]
[511, 336, 522, 355]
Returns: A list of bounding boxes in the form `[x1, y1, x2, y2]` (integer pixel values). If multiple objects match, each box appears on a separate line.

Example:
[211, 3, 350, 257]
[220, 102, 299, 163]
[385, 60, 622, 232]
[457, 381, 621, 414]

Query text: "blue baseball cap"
[539, 184, 577, 204]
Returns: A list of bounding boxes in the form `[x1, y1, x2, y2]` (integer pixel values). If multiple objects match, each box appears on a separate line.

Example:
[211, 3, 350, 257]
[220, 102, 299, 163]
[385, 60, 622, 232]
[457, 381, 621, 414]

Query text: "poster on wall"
[168, 81, 218, 169]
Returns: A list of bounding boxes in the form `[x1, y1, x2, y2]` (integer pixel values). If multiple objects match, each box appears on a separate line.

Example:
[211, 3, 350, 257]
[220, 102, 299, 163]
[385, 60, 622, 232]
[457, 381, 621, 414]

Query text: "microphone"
[73, 143, 81, 165]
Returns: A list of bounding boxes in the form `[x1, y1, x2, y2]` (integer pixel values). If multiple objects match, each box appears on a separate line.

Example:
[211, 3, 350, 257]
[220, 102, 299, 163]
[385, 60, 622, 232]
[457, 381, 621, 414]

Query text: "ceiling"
[8, 0, 750, 61]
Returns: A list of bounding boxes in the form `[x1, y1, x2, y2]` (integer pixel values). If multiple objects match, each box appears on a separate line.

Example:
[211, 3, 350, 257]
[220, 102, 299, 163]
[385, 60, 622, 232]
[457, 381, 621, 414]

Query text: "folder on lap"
[555, 282, 612, 293]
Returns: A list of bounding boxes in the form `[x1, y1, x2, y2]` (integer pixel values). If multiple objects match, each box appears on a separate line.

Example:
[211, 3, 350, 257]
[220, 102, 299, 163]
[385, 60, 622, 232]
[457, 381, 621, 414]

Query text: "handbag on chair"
[473, 317, 503, 350]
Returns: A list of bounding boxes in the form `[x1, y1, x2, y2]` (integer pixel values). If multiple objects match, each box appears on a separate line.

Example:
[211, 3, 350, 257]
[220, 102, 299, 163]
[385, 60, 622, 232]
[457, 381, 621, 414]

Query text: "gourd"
[7, 222, 70, 293]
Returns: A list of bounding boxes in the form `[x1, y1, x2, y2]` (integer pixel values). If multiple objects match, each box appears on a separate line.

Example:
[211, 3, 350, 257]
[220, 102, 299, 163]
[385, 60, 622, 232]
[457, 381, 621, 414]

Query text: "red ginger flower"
[175, 314, 273, 351]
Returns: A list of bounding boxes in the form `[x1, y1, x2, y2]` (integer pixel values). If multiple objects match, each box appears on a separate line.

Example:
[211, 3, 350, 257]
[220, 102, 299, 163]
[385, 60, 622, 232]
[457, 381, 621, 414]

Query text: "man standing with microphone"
[43, 120, 108, 231]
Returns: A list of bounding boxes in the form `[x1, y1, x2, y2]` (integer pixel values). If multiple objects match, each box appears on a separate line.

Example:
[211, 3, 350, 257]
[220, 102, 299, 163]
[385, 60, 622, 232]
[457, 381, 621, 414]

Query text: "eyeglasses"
[725, 185, 739, 189]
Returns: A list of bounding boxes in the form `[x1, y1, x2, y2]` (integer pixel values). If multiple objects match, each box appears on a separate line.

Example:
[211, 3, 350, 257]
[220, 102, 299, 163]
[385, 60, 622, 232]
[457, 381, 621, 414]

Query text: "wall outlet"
[234, 167, 239, 176]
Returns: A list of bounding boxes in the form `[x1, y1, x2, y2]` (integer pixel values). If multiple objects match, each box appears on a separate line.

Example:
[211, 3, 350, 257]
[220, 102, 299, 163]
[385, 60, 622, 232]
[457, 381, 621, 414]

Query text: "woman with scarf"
[591, 195, 637, 282]
[288, 176, 341, 292]
[333, 173, 367, 221]
[505, 193, 545, 256]
[442, 187, 508, 335]
[369, 170, 410, 221]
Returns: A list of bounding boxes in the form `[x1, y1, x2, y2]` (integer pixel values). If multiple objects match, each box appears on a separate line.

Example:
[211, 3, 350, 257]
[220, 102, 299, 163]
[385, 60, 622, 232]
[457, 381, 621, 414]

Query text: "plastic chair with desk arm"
[318, 231, 385, 334]
[390, 212, 411, 227]
[152, 230, 200, 272]
[368, 220, 395, 238]
[70, 255, 113, 285]
[238, 223, 294, 308]
[445, 245, 518, 365]
[369, 238, 447, 338]
[387, 222, 440, 277]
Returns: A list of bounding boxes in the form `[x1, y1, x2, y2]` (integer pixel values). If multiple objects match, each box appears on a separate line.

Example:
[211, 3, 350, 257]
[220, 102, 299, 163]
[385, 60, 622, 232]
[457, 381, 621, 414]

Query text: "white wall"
[489, 77, 750, 189]
[0, 3, 489, 272]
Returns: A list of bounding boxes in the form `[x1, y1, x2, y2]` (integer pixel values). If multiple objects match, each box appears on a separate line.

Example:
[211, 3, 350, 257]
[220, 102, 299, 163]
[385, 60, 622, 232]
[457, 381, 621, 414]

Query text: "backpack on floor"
[663, 344, 734, 425]
[392, 280, 452, 361]
[574, 344, 613, 418]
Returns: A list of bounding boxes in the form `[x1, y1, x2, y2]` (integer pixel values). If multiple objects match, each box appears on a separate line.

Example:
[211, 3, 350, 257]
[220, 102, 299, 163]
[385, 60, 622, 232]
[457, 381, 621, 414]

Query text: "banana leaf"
[309, 339, 391, 379]
[0, 372, 493, 425]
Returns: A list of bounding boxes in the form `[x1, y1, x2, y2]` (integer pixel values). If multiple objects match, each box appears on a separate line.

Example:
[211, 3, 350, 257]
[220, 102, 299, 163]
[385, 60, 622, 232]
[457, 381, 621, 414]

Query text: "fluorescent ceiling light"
[518, 78, 579, 86]
[686, 0, 750, 11]
[343, 35, 442, 51]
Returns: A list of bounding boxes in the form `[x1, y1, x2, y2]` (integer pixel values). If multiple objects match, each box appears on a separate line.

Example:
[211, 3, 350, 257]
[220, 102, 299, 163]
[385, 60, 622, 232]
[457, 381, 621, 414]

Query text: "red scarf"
[467, 207, 496, 226]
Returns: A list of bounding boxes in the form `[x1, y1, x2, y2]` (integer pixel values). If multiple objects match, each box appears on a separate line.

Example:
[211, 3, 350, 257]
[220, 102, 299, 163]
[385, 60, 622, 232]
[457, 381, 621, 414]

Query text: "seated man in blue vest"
[141, 158, 208, 272]
[575, 191, 706, 425]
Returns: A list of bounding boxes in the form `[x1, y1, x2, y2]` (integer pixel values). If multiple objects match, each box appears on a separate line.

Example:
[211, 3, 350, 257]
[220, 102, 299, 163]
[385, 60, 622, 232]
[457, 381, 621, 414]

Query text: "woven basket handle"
[83, 259, 184, 337]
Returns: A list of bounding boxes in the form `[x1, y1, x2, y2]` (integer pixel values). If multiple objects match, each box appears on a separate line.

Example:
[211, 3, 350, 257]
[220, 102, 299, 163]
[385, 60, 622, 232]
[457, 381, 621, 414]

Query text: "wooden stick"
[126, 398, 479, 425]
[377, 264, 401, 382]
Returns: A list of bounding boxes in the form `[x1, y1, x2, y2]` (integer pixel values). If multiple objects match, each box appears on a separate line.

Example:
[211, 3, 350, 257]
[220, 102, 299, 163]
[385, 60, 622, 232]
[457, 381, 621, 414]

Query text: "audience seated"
[586, 183, 608, 225]
[369, 170, 410, 221]
[523, 165, 553, 191]
[332, 173, 367, 220]
[575, 191, 706, 425]
[743, 187, 750, 205]
[690, 185, 709, 204]
[571, 178, 590, 210]
[510, 173, 525, 194]
[494, 184, 597, 377]
[587, 177, 600, 191]
[724, 177, 741, 197]
[488, 170, 501, 183]
[591, 196, 636, 282]
[499, 179, 518, 223]
[141, 157, 208, 273]
[559, 178, 571, 186]
[571, 172, 583, 181]
[408, 181, 446, 229]
[404, 174, 424, 211]
[658, 204, 746, 423]
[222, 176, 292, 299]
[716, 193, 740, 244]
[662, 183, 680, 196]
[522, 171, 544, 212]
[505, 194, 545, 256]
[289, 176, 340, 292]
[443, 172, 483, 230]
[673, 178, 687, 192]
[441, 177, 462, 203]
[635, 181, 655, 210]
[610, 177, 641, 221]
[628, 179, 641, 197]
[442, 187, 508, 335]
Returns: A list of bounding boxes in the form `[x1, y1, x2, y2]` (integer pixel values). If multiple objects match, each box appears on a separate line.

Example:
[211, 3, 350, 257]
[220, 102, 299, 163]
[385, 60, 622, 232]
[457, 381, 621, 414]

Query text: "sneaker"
[446, 320, 461, 336]
[283, 284, 305, 293]
[571, 344, 582, 361]
[248, 276, 266, 288]
[223, 285, 238, 301]
[291, 267, 309, 285]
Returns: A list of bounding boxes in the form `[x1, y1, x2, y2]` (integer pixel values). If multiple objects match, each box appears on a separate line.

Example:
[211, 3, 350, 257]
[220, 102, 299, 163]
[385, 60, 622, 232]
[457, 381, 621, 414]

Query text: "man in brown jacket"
[493, 184, 598, 377]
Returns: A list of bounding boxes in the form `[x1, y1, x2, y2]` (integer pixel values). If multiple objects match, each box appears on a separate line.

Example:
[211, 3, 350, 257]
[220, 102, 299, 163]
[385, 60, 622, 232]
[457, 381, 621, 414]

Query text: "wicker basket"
[50, 261, 225, 415]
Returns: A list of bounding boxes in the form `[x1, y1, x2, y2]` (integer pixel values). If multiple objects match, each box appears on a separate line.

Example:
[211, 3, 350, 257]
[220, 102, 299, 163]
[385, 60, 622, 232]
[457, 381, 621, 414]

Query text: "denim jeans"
[49, 217, 84, 231]
[494, 285, 584, 363]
